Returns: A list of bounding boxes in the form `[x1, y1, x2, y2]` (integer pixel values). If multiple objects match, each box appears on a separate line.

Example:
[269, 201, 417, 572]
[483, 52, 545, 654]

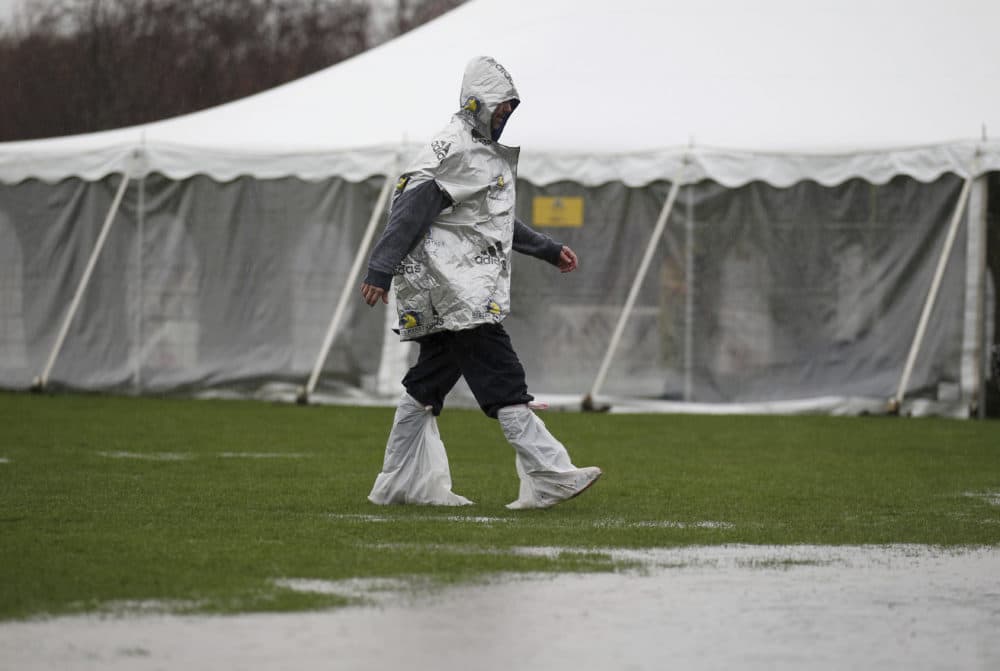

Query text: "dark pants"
[402, 323, 533, 418]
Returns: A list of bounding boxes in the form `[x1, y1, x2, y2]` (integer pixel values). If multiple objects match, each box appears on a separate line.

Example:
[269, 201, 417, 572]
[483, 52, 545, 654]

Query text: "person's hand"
[557, 246, 578, 273]
[361, 283, 388, 306]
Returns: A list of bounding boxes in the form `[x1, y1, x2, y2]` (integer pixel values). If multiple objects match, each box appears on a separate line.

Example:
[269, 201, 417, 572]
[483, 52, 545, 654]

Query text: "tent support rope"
[583, 172, 684, 410]
[34, 173, 130, 390]
[298, 174, 394, 404]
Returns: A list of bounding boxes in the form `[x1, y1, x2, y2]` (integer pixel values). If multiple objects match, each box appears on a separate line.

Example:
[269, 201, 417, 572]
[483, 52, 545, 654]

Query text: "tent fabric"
[2, 0, 1000, 187]
[3, 139, 999, 190]
[506, 175, 969, 403]
[1, 171, 973, 410]
[0, 174, 387, 392]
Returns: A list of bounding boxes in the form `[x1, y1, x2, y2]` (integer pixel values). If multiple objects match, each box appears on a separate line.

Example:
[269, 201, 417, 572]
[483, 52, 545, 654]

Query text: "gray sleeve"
[364, 178, 452, 290]
[513, 218, 563, 266]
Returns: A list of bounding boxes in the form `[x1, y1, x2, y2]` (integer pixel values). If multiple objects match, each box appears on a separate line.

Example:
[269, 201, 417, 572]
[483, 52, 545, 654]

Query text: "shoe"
[506, 466, 602, 510]
[555, 466, 602, 506]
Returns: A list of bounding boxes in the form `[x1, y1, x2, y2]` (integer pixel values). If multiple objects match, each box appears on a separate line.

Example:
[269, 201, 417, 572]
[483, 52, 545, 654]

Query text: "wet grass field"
[1, 391, 998, 621]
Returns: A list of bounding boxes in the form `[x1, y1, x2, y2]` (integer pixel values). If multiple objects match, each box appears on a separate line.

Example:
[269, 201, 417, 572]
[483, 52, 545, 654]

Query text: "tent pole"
[961, 174, 989, 417]
[683, 184, 695, 402]
[298, 174, 394, 404]
[584, 175, 683, 410]
[34, 173, 130, 391]
[133, 174, 146, 393]
[974, 175, 989, 419]
[891, 173, 974, 413]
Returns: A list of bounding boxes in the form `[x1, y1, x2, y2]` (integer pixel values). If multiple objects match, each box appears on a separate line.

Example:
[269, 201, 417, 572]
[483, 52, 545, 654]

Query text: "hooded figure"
[361, 56, 601, 509]
[389, 56, 522, 339]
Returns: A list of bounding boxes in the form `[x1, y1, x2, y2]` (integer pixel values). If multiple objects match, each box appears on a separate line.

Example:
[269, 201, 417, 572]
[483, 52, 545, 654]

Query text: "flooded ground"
[1, 544, 997, 670]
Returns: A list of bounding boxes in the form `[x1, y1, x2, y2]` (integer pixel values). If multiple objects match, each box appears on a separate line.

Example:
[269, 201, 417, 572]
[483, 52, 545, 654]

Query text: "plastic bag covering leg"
[368, 393, 473, 506]
[498, 404, 602, 510]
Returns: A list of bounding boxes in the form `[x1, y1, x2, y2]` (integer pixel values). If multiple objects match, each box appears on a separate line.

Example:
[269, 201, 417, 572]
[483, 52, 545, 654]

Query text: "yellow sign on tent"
[532, 196, 584, 227]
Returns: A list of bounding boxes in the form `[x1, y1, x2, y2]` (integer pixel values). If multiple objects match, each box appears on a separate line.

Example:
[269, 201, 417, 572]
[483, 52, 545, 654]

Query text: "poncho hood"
[458, 56, 520, 141]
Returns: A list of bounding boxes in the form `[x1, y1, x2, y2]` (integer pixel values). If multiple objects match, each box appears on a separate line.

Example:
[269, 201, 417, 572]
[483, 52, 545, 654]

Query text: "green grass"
[1, 391, 998, 621]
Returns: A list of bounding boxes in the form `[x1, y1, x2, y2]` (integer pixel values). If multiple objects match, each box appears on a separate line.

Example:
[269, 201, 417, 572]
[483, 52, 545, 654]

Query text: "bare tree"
[0, 0, 372, 140]
[393, 0, 464, 34]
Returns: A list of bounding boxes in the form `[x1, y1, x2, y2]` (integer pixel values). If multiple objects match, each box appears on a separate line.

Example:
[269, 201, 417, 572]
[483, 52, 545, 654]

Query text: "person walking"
[360, 56, 601, 509]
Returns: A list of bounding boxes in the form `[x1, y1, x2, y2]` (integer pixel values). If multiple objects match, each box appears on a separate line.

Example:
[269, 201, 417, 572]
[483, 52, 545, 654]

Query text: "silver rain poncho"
[392, 56, 521, 340]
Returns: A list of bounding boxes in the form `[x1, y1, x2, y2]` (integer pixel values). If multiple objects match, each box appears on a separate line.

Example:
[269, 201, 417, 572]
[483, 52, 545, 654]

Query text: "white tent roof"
[2, 0, 1000, 187]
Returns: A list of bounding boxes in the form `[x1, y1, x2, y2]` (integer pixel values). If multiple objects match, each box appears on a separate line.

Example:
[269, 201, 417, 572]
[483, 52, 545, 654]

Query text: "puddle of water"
[330, 513, 516, 525]
[592, 519, 734, 529]
[963, 490, 1000, 507]
[96, 452, 309, 461]
[330, 514, 733, 529]
[274, 577, 420, 605]
[217, 453, 310, 459]
[1, 545, 997, 671]
[96, 452, 192, 461]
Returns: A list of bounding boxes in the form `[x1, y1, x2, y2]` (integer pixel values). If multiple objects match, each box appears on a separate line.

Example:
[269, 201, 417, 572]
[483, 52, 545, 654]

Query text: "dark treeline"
[0, 0, 463, 141]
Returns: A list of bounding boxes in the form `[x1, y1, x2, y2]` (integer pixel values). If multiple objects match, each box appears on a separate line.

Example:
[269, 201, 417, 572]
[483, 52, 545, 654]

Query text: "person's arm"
[513, 218, 578, 273]
[361, 179, 452, 305]
[512, 218, 561, 264]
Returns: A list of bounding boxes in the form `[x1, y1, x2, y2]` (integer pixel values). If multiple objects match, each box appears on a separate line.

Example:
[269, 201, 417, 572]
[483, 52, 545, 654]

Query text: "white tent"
[2, 0, 999, 415]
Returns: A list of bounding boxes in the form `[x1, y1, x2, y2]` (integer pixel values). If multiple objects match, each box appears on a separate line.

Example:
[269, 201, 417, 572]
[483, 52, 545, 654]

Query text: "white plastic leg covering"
[498, 404, 602, 510]
[368, 393, 472, 506]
